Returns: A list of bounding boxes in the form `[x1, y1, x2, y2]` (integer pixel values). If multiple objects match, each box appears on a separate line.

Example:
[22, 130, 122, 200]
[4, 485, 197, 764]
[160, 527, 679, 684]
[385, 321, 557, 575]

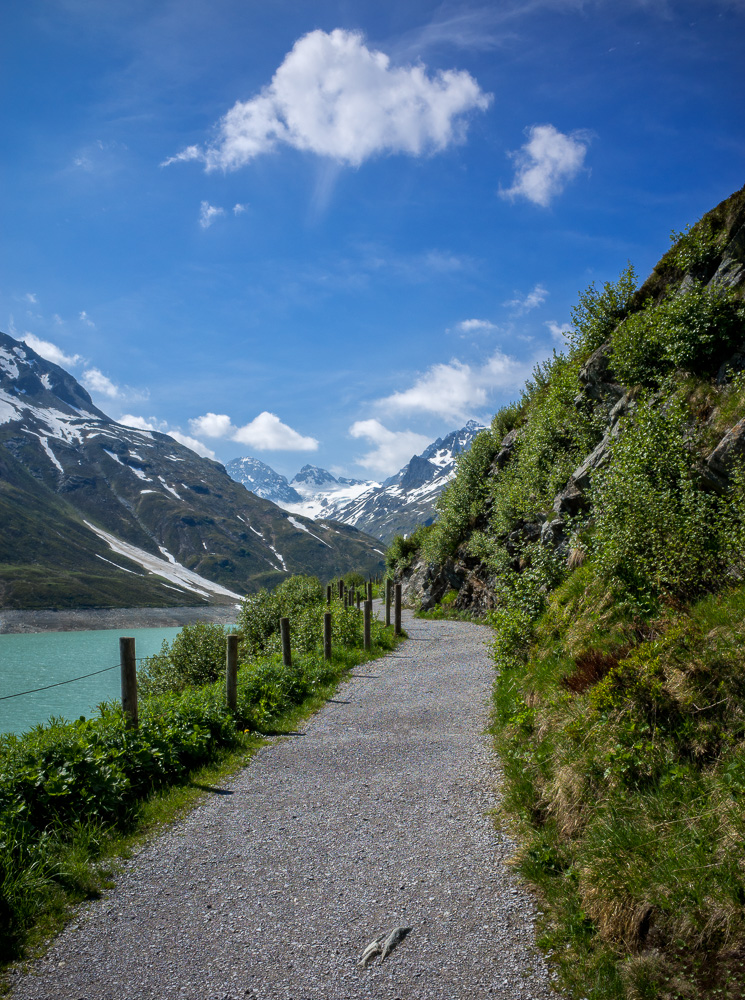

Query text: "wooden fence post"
[324, 611, 332, 661]
[338, 578, 344, 600]
[367, 581, 373, 603]
[226, 634, 238, 712]
[356, 590, 361, 611]
[327, 584, 332, 606]
[385, 578, 392, 627]
[394, 583, 402, 636]
[364, 600, 372, 650]
[280, 617, 292, 667]
[119, 637, 138, 729]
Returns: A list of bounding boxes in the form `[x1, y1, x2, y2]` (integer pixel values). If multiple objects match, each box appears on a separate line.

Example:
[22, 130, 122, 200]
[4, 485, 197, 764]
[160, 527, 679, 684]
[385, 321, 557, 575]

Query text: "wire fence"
[0, 657, 149, 702]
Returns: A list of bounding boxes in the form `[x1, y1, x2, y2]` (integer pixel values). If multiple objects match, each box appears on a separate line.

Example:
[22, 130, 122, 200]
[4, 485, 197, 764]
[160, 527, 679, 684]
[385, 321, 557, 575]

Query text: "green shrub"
[139, 622, 233, 694]
[611, 284, 744, 386]
[567, 262, 638, 357]
[590, 395, 724, 603]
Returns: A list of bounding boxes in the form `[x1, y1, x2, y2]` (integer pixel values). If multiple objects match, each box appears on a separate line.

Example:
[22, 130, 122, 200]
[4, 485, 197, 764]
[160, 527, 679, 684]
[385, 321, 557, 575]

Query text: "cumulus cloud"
[501, 124, 589, 207]
[81, 367, 120, 398]
[22, 334, 83, 369]
[199, 201, 225, 228]
[119, 414, 160, 432]
[189, 410, 318, 451]
[164, 29, 491, 171]
[349, 419, 431, 476]
[166, 431, 217, 460]
[504, 283, 548, 314]
[379, 350, 528, 422]
[189, 412, 233, 438]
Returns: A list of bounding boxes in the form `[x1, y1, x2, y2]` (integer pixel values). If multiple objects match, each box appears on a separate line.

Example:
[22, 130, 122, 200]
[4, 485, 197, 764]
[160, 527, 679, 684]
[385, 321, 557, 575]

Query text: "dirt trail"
[10, 610, 560, 999]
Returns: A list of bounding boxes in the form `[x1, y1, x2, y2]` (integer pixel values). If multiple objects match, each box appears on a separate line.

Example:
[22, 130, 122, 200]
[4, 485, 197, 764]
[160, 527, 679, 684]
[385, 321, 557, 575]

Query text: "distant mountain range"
[0, 331, 385, 610]
[226, 420, 486, 542]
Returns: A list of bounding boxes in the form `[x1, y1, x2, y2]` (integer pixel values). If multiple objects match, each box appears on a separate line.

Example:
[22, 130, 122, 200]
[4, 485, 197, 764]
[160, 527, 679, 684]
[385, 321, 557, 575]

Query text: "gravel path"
[10, 610, 560, 1000]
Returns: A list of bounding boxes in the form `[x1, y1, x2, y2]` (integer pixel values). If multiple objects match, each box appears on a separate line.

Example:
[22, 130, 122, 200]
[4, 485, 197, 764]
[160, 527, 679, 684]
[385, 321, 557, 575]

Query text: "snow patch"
[287, 516, 331, 547]
[158, 476, 182, 500]
[84, 521, 243, 599]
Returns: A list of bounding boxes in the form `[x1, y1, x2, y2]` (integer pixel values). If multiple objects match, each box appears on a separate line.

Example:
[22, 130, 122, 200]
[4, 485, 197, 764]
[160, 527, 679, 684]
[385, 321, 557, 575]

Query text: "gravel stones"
[10, 611, 561, 999]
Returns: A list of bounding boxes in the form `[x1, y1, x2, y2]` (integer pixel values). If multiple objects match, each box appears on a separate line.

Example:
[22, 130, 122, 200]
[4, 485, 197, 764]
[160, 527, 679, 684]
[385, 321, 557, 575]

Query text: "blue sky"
[2, 1, 743, 480]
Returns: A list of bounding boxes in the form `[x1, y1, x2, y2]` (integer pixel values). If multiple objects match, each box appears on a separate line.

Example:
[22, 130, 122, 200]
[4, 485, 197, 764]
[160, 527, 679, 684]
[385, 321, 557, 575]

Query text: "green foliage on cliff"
[390, 185, 745, 997]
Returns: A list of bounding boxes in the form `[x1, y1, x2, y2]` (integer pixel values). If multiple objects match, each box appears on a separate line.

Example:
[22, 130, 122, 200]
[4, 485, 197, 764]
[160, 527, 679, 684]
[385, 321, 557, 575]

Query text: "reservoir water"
[0, 626, 187, 736]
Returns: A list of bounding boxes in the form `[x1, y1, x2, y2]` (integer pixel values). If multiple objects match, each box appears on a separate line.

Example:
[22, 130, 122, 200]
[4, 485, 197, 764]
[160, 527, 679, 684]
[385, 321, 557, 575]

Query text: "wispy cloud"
[199, 201, 225, 228]
[25, 292, 37, 304]
[378, 351, 529, 422]
[455, 318, 497, 334]
[79, 310, 95, 327]
[501, 124, 590, 207]
[81, 367, 120, 398]
[349, 419, 431, 476]
[163, 29, 491, 171]
[233, 203, 248, 215]
[546, 320, 572, 341]
[189, 411, 318, 451]
[504, 283, 548, 314]
[22, 333, 83, 369]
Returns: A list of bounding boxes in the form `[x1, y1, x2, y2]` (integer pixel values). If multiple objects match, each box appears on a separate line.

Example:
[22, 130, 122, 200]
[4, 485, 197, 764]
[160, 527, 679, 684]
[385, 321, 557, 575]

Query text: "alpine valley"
[225, 420, 485, 543]
[0, 331, 387, 609]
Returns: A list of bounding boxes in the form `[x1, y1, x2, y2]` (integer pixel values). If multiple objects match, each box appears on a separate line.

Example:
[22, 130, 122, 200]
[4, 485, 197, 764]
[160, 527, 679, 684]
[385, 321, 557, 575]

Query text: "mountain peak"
[291, 465, 338, 487]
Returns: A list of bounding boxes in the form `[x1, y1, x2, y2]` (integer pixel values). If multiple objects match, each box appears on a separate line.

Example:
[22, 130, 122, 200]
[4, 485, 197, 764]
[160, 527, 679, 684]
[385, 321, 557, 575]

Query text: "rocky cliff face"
[400, 186, 745, 612]
[0, 334, 386, 609]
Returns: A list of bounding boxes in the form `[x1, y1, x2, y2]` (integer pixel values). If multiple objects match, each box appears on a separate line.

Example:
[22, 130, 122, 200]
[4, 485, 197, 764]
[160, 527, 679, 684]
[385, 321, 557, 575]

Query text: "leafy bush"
[236, 574, 324, 655]
[139, 622, 233, 694]
[425, 428, 500, 562]
[567, 262, 638, 356]
[611, 284, 744, 386]
[590, 394, 724, 603]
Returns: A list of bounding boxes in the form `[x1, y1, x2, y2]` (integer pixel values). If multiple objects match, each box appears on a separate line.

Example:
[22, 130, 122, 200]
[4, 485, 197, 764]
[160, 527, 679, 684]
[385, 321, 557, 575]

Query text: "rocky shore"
[0, 604, 240, 634]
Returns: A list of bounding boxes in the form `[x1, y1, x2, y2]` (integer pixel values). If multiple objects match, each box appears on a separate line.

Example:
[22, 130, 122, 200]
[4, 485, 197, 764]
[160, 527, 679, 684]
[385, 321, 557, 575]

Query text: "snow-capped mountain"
[334, 420, 487, 541]
[285, 465, 379, 520]
[0, 331, 385, 609]
[225, 456, 303, 505]
[226, 421, 486, 544]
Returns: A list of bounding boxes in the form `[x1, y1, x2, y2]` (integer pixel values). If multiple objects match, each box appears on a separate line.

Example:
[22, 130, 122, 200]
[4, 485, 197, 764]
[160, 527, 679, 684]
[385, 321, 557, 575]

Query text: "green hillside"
[389, 185, 745, 998]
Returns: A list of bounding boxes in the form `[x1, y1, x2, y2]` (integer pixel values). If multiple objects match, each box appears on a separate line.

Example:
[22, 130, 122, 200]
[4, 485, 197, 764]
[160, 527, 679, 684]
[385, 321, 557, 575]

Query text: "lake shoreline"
[0, 605, 240, 634]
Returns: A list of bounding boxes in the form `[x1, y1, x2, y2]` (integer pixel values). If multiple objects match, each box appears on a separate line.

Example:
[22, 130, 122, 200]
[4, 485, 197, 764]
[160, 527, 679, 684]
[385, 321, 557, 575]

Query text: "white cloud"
[79, 310, 95, 327]
[501, 124, 589, 207]
[189, 410, 318, 451]
[349, 419, 431, 476]
[189, 412, 234, 438]
[504, 283, 548, 314]
[81, 367, 120, 398]
[165, 29, 491, 171]
[199, 201, 225, 228]
[119, 414, 160, 432]
[166, 431, 217, 460]
[25, 293, 37, 304]
[233, 203, 248, 215]
[456, 318, 497, 333]
[546, 320, 572, 342]
[379, 350, 529, 421]
[231, 412, 318, 451]
[22, 334, 83, 369]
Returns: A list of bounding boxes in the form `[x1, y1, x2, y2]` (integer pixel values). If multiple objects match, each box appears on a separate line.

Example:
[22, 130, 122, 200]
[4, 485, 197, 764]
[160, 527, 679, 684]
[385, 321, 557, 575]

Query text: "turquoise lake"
[0, 626, 190, 736]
